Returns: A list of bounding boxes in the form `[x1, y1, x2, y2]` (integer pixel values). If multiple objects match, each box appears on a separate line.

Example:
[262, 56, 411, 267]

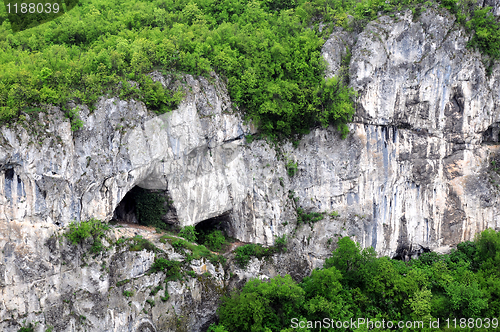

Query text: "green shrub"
[207, 323, 229, 332]
[274, 234, 287, 252]
[65, 218, 109, 251]
[17, 323, 34, 332]
[64, 106, 84, 131]
[150, 257, 183, 281]
[286, 160, 298, 177]
[123, 290, 134, 297]
[134, 188, 168, 229]
[179, 225, 198, 242]
[234, 241, 285, 268]
[171, 238, 189, 250]
[329, 211, 339, 218]
[199, 229, 227, 251]
[296, 207, 324, 225]
[150, 257, 172, 272]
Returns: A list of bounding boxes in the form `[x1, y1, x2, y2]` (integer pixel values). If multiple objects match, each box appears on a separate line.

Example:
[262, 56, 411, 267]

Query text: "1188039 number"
[6, 2, 60, 13]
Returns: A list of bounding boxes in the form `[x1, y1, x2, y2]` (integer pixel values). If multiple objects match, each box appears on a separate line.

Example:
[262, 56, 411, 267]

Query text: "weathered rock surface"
[1, 7, 500, 331]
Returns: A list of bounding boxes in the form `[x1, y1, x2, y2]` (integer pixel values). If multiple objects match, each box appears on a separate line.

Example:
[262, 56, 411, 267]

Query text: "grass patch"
[160, 234, 227, 266]
[128, 235, 157, 252]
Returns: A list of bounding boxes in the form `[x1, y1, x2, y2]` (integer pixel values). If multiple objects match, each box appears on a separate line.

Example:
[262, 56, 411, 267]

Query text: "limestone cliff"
[1, 7, 500, 331]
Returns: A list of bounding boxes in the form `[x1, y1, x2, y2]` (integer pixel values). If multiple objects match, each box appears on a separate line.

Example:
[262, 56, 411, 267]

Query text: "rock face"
[1, 7, 500, 331]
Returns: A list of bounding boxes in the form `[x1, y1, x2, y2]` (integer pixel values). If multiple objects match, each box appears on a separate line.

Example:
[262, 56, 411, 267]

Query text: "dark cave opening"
[112, 186, 178, 228]
[393, 243, 432, 261]
[113, 187, 138, 224]
[194, 212, 234, 251]
[482, 122, 500, 144]
[195, 212, 232, 236]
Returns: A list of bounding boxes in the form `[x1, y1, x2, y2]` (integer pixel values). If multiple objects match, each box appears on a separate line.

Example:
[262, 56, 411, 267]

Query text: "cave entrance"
[112, 186, 178, 229]
[482, 122, 500, 144]
[393, 243, 431, 261]
[195, 212, 233, 251]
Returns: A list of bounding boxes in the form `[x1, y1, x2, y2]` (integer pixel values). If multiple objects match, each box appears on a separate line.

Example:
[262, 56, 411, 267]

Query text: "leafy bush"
[178, 225, 198, 242]
[274, 234, 287, 252]
[296, 207, 324, 225]
[65, 218, 109, 252]
[134, 188, 167, 230]
[199, 229, 227, 251]
[150, 257, 183, 281]
[123, 290, 134, 297]
[466, 6, 500, 60]
[64, 106, 84, 131]
[217, 275, 305, 331]
[286, 160, 298, 177]
[234, 241, 286, 268]
[207, 323, 229, 332]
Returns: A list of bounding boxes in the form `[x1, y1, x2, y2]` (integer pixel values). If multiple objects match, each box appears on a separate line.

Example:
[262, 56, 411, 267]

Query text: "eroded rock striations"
[1, 7, 500, 331]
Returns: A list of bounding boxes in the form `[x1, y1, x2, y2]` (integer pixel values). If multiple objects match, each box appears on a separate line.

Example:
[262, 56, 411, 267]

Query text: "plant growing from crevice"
[286, 160, 298, 177]
[65, 218, 109, 253]
[64, 106, 84, 132]
[234, 235, 288, 268]
[123, 290, 134, 297]
[17, 323, 34, 332]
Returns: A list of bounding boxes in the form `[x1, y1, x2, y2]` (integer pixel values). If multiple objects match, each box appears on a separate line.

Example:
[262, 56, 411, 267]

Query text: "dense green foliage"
[296, 207, 324, 225]
[198, 229, 227, 251]
[0, 0, 358, 138]
[151, 257, 183, 280]
[179, 225, 198, 242]
[65, 218, 109, 252]
[133, 188, 168, 229]
[213, 229, 500, 331]
[1, 0, 498, 136]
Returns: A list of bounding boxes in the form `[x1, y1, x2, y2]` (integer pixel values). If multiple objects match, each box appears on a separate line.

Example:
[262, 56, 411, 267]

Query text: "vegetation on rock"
[65, 218, 109, 252]
[234, 235, 288, 268]
[212, 229, 500, 331]
[1, 0, 497, 136]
